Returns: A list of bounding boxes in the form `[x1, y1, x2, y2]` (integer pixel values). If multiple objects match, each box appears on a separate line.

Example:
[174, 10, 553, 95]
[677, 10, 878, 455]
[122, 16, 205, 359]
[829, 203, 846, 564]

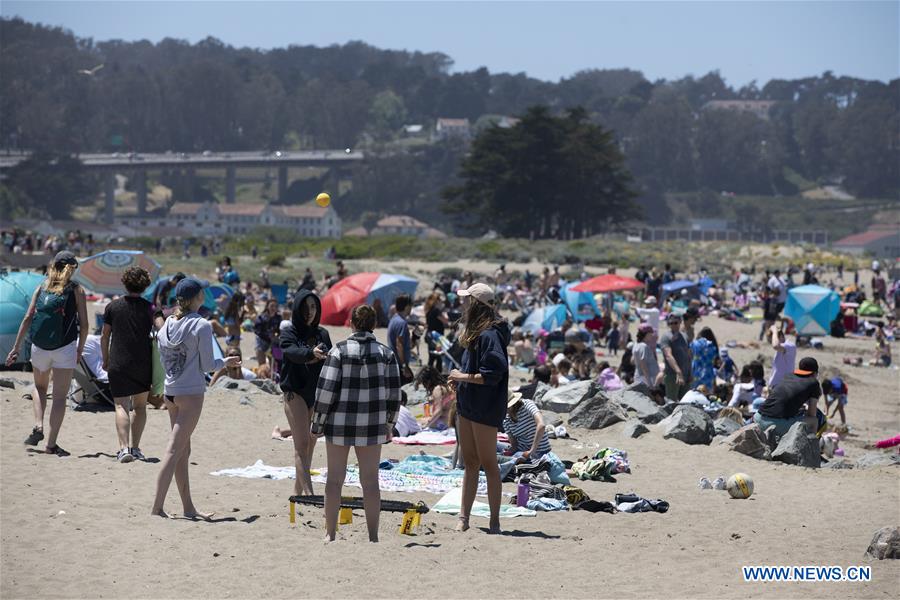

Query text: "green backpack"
[29, 286, 75, 350]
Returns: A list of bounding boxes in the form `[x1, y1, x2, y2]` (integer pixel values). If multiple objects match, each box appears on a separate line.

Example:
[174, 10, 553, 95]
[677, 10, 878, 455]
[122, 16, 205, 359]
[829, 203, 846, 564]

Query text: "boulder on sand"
[855, 452, 900, 469]
[542, 410, 564, 427]
[658, 405, 715, 445]
[865, 527, 900, 560]
[212, 377, 252, 392]
[622, 420, 650, 439]
[714, 417, 742, 437]
[607, 387, 668, 424]
[536, 380, 595, 413]
[568, 393, 628, 429]
[250, 378, 281, 395]
[771, 422, 820, 468]
[721, 424, 771, 460]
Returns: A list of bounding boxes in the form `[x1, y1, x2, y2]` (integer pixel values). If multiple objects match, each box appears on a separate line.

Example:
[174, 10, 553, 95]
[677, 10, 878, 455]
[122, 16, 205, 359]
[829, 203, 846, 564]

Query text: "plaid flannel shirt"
[312, 331, 402, 446]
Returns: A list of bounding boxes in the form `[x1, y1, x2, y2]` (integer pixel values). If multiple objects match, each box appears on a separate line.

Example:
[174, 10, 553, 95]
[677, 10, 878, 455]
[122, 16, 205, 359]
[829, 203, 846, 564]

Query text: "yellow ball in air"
[315, 192, 331, 207]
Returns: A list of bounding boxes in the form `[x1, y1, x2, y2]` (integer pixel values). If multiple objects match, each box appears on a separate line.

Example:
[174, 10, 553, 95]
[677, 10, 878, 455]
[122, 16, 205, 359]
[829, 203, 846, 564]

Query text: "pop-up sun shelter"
[0, 271, 45, 364]
[785, 284, 841, 336]
[520, 304, 569, 335]
[320, 272, 418, 326]
[560, 282, 600, 322]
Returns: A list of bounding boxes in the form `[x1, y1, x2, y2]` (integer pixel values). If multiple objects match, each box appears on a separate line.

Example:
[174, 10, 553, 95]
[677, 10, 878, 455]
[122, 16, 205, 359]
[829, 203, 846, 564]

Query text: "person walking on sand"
[312, 305, 401, 542]
[101, 266, 154, 463]
[152, 278, 240, 520]
[279, 289, 332, 497]
[6, 251, 88, 456]
[447, 283, 510, 534]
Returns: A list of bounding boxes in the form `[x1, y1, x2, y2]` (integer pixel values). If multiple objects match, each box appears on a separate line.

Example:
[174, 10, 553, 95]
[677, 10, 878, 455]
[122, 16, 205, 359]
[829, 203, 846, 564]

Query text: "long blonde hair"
[45, 263, 77, 294]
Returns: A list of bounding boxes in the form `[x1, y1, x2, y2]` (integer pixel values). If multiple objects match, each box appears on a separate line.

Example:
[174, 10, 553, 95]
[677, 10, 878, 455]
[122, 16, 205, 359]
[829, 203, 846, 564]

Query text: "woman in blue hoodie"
[448, 283, 510, 534]
[279, 290, 332, 496]
[152, 278, 239, 520]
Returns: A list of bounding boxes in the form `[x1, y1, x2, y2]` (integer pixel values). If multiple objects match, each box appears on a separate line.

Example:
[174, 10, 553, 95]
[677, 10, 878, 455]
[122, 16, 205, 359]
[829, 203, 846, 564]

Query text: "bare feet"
[455, 516, 470, 532]
[272, 426, 282, 439]
[488, 521, 501, 534]
[150, 508, 171, 518]
[323, 535, 335, 543]
[183, 511, 215, 521]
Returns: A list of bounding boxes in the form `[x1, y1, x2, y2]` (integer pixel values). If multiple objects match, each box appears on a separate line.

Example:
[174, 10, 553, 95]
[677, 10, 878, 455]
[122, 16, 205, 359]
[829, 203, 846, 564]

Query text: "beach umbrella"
[561, 282, 600, 322]
[520, 305, 568, 335]
[0, 271, 45, 363]
[72, 250, 161, 296]
[661, 279, 700, 302]
[697, 276, 716, 294]
[570, 274, 643, 294]
[320, 272, 418, 326]
[784, 285, 840, 336]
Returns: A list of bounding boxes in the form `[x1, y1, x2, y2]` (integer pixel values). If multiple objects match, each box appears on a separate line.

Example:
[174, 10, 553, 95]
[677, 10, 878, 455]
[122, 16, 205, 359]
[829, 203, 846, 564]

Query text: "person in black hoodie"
[448, 283, 510, 534]
[280, 290, 332, 496]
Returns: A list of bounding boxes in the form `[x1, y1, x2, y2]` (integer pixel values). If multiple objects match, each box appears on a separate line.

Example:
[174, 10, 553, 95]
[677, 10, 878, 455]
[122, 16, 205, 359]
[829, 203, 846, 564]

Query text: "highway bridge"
[0, 150, 365, 223]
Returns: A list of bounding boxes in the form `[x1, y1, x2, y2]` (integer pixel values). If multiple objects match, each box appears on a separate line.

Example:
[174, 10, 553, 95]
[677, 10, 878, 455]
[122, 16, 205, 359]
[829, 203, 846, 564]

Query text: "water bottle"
[517, 480, 531, 507]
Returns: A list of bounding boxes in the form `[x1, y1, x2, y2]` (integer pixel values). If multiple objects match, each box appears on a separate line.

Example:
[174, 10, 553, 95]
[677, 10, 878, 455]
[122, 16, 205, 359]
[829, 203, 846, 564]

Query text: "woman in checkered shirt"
[312, 305, 401, 542]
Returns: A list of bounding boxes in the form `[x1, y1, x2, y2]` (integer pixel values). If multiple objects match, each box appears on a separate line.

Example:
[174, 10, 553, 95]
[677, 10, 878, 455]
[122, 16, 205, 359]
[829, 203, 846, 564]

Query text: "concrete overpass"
[0, 150, 365, 223]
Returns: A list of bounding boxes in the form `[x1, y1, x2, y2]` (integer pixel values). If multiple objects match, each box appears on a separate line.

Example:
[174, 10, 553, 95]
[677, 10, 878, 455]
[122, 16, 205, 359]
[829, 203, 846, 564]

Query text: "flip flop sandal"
[46, 445, 70, 457]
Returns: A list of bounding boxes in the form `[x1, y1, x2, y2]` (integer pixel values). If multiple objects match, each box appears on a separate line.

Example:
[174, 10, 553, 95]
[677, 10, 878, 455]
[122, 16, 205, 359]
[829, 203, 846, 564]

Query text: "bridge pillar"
[225, 166, 236, 203]
[135, 170, 148, 215]
[278, 166, 287, 202]
[185, 168, 195, 202]
[104, 173, 116, 224]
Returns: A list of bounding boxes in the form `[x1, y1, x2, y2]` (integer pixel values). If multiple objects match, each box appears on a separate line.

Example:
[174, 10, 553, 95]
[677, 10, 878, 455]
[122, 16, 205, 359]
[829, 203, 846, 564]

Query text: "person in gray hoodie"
[152, 278, 238, 520]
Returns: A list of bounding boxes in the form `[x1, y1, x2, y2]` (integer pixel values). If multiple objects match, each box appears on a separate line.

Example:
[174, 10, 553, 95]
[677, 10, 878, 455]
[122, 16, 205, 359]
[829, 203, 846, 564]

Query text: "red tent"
[570, 274, 644, 293]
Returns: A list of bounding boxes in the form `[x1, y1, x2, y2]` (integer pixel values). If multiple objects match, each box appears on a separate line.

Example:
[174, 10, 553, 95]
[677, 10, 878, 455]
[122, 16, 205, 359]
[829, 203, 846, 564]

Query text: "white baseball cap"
[457, 282, 495, 306]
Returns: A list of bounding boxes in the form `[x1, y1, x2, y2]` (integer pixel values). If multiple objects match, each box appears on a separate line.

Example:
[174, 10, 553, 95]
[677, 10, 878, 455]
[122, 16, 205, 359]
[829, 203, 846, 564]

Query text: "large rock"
[212, 377, 253, 392]
[541, 410, 564, 427]
[714, 417, 742, 437]
[658, 405, 715, 445]
[0, 377, 16, 390]
[622, 420, 649, 439]
[865, 527, 900, 560]
[771, 422, 820, 468]
[250, 378, 281, 395]
[401, 383, 428, 405]
[607, 388, 668, 424]
[855, 452, 900, 469]
[531, 382, 552, 406]
[536, 380, 596, 413]
[823, 458, 854, 470]
[720, 424, 771, 460]
[568, 393, 628, 429]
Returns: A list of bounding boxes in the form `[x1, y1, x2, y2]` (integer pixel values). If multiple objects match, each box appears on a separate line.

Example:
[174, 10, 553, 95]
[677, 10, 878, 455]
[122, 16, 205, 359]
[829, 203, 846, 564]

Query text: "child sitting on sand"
[415, 366, 455, 430]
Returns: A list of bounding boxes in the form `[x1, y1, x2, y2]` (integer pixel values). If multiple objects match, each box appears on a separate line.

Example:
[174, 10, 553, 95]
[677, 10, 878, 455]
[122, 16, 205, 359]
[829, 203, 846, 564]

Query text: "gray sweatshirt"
[157, 313, 223, 396]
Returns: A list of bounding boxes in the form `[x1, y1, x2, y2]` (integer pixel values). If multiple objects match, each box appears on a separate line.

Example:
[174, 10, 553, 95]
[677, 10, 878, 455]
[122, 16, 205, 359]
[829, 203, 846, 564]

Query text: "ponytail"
[46, 262, 76, 294]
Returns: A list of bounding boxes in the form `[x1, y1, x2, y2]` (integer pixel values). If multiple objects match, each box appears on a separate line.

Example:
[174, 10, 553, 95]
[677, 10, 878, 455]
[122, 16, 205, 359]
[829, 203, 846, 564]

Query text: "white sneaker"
[117, 448, 134, 463]
[130, 447, 145, 461]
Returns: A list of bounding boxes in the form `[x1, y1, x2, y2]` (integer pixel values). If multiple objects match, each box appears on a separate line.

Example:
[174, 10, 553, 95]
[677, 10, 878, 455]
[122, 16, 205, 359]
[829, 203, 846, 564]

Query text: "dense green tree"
[443, 106, 639, 238]
[4, 153, 97, 218]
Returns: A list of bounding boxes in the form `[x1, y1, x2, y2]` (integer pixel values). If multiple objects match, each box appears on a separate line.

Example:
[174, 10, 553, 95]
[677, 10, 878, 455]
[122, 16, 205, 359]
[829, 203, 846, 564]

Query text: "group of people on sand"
[6, 252, 516, 539]
[6, 251, 893, 540]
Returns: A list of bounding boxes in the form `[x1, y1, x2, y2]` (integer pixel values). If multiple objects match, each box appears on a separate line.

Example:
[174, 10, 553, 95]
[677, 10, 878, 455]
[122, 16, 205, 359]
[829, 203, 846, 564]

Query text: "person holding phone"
[152, 278, 239, 519]
[279, 290, 332, 497]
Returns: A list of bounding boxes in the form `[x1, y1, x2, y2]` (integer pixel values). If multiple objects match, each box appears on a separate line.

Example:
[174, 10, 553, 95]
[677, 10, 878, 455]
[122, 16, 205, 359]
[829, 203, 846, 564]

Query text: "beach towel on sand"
[433, 488, 536, 518]
[392, 429, 457, 445]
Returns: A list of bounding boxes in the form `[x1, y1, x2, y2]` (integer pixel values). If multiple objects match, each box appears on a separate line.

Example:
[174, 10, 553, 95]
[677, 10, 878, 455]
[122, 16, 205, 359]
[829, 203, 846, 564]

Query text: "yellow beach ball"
[315, 192, 331, 207]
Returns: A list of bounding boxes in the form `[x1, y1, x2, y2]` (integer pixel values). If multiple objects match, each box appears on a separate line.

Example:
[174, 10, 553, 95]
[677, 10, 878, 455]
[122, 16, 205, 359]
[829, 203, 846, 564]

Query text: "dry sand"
[2, 262, 899, 599]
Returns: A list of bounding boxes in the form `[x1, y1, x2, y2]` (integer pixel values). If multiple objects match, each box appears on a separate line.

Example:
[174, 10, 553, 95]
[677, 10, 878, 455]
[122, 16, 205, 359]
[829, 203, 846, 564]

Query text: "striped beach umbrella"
[320, 272, 418, 326]
[73, 250, 161, 296]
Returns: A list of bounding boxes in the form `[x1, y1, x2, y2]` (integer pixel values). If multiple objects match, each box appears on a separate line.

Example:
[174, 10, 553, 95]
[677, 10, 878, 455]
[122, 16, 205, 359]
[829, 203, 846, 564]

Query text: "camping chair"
[69, 357, 114, 408]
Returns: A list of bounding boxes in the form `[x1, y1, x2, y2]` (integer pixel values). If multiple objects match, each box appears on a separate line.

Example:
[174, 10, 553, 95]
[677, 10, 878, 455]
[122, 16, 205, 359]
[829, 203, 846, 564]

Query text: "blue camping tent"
[561, 282, 600, 322]
[785, 285, 840, 336]
[521, 305, 568, 335]
[0, 271, 45, 364]
[661, 279, 701, 301]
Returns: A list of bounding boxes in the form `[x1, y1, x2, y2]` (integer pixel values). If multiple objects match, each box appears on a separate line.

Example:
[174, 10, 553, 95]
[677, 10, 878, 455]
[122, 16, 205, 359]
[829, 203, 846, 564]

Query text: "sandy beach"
[1, 260, 898, 599]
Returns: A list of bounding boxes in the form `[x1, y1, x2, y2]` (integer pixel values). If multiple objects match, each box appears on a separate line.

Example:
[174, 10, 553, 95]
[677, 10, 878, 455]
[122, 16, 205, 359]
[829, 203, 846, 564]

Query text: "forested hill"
[1, 17, 897, 208]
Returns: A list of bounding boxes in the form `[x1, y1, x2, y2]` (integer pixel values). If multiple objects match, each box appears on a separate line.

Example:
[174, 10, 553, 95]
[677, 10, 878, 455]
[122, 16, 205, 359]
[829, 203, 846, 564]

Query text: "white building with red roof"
[832, 225, 899, 257]
[117, 201, 341, 238]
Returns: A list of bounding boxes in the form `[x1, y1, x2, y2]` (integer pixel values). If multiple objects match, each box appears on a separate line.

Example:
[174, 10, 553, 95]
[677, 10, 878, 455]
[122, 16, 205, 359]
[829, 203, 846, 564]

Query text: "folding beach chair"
[69, 357, 114, 408]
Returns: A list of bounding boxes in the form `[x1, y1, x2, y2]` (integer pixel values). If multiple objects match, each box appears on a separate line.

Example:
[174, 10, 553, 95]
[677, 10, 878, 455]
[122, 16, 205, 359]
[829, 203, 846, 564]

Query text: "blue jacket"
[457, 321, 511, 428]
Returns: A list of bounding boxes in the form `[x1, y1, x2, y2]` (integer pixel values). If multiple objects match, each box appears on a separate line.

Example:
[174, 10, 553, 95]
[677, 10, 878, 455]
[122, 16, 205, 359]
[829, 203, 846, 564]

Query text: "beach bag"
[29, 286, 75, 350]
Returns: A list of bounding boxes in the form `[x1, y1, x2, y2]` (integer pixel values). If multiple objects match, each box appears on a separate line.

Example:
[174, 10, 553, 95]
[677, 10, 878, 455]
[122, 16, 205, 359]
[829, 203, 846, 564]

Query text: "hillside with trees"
[1, 17, 897, 234]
